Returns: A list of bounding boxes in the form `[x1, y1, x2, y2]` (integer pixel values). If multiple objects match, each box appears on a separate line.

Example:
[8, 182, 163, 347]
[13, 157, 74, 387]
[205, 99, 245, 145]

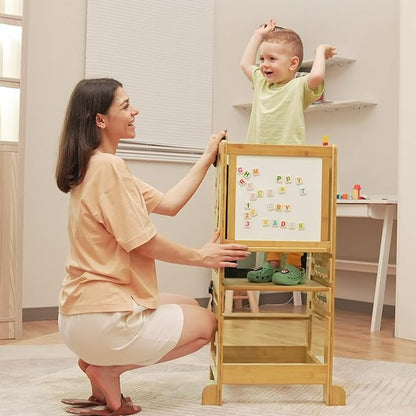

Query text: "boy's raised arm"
[240, 19, 276, 83]
[308, 44, 337, 91]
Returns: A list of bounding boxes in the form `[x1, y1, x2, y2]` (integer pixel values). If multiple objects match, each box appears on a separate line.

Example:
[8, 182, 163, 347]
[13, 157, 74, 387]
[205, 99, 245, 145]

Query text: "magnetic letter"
[262, 219, 270, 227]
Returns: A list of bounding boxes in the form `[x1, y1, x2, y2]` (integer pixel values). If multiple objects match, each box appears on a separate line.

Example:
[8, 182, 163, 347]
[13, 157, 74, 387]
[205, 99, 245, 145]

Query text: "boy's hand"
[317, 44, 337, 60]
[255, 19, 276, 38]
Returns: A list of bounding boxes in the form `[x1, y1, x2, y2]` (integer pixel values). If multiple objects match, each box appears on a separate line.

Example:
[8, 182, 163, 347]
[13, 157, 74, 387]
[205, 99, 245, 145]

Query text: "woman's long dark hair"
[55, 78, 123, 193]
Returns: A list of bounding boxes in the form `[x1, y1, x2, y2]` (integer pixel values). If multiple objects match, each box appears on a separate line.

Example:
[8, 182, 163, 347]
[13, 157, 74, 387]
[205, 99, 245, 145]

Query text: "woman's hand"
[198, 230, 250, 268]
[203, 130, 227, 165]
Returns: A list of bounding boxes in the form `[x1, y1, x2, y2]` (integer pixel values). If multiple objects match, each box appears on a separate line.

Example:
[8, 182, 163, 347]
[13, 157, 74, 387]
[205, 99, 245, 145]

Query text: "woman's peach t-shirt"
[59, 152, 164, 315]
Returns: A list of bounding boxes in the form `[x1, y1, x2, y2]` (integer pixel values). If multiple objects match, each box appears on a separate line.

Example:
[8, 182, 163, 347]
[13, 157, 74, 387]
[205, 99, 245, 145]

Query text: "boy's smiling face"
[258, 41, 299, 84]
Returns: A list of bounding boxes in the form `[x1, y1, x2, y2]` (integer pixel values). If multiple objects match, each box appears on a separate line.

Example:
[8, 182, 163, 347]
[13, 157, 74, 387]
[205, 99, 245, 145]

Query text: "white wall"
[213, 0, 399, 304]
[22, 0, 86, 307]
[127, 160, 216, 297]
[395, 0, 416, 340]
[22, 0, 401, 310]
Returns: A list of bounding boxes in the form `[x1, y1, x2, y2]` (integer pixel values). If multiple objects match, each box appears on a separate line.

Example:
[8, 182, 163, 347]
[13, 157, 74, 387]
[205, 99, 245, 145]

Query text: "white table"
[336, 199, 398, 332]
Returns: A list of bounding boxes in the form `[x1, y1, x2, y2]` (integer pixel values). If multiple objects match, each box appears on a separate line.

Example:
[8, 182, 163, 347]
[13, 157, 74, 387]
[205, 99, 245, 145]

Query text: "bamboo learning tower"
[202, 142, 346, 406]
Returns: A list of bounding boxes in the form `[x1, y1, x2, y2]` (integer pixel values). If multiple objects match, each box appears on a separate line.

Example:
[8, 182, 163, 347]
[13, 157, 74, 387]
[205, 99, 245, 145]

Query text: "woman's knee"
[208, 309, 218, 332]
[181, 304, 217, 341]
[199, 308, 217, 339]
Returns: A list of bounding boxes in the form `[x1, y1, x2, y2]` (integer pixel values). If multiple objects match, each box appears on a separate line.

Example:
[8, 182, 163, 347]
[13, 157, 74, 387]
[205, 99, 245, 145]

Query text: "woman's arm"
[153, 130, 226, 216]
[133, 231, 250, 269]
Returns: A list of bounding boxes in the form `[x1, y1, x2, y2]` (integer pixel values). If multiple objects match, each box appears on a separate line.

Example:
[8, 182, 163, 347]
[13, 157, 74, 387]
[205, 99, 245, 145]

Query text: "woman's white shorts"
[58, 301, 184, 366]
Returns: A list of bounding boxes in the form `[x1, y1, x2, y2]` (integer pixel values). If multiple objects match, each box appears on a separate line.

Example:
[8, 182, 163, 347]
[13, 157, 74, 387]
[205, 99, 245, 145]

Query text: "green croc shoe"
[272, 265, 306, 286]
[247, 262, 278, 283]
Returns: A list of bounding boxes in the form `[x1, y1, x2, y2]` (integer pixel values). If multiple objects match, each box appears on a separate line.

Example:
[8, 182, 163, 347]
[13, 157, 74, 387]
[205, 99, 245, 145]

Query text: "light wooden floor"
[1, 307, 416, 364]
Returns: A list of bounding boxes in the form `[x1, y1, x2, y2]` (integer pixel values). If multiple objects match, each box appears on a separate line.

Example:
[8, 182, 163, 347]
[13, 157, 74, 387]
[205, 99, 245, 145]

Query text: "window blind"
[86, 0, 214, 162]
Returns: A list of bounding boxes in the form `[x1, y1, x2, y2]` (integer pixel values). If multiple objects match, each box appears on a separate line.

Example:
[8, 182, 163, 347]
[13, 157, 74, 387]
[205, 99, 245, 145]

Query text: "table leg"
[370, 205, 395, 332]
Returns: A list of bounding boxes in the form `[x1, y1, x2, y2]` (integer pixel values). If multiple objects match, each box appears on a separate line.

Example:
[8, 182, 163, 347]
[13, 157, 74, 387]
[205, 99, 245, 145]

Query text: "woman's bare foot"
[85, 364, 140, 413]
[85, 365, 122, 411]
[78, 359, 106, 404]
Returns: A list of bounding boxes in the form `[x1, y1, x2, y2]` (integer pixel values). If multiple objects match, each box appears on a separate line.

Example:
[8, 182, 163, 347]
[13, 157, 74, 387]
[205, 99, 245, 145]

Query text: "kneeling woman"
[56, 78, 250, 415]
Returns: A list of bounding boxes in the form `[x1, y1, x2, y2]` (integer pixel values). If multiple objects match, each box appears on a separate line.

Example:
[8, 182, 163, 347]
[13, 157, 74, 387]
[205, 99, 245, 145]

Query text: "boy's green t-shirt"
[246, 66, 324, 145]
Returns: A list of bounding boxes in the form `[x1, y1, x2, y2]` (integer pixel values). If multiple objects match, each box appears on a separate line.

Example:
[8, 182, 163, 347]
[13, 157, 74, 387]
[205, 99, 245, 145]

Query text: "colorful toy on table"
[336, 186, 367, 200]
[322, 135, 329, 146]
[352, 184, 361, 200]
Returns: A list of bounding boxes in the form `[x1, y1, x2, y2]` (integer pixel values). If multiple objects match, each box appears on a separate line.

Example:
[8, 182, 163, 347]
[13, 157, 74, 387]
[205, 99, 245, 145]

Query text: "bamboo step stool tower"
[202, 142, 346, 406]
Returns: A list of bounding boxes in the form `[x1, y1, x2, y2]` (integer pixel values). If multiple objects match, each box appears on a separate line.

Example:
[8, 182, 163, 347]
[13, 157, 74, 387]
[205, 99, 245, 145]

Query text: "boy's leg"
[266, 252, 281, 269]
[286, 253, 303, 268]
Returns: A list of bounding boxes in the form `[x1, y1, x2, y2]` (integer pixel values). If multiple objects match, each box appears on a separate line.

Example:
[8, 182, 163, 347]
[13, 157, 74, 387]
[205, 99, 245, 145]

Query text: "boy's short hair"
[263, 29, 304, 69]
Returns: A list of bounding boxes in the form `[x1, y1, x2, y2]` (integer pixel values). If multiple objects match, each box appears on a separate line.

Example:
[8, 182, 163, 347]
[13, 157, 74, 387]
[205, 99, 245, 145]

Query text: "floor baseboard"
[23, 306, 59, 322]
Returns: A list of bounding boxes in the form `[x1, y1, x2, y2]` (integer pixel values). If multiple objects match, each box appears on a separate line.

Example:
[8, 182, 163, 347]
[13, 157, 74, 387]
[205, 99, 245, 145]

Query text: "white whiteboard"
[234, 155, 322, 241]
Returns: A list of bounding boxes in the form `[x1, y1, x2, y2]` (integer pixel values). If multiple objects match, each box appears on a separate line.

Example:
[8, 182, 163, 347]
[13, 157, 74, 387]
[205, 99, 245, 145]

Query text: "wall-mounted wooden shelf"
[300, 56, 355, 72]
[233, 100, 377, 113]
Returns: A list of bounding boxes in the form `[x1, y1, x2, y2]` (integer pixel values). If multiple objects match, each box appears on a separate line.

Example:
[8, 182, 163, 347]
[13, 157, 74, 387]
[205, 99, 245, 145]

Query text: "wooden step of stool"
[224, 290, 259, 313]
[224, 290, 303, 312]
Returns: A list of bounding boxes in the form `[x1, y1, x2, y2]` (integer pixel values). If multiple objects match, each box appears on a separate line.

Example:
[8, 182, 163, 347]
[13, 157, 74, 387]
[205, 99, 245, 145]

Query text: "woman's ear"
[96, 113, 105, 129]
